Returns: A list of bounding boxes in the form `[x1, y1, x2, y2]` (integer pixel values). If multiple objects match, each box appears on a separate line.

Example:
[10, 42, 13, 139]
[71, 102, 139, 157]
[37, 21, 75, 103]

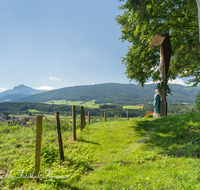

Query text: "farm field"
[123, 105, 143, 109]
[1, 111, 200, 189]
[43, 100, 99, 108]
[43, 99, 143, 109]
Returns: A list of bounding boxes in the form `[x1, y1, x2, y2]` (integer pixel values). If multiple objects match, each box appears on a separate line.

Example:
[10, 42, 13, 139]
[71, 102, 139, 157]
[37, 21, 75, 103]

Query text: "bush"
[195, 90, 200, 111]
[144, 110, 153, 118]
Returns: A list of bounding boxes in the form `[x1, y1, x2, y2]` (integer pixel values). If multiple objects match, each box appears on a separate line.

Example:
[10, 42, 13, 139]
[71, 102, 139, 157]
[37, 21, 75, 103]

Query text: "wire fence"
[0, 105, 132, 183]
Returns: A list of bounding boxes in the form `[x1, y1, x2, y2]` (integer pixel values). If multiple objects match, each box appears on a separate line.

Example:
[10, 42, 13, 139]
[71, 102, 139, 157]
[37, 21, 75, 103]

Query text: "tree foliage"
[116, 0, 199, 91]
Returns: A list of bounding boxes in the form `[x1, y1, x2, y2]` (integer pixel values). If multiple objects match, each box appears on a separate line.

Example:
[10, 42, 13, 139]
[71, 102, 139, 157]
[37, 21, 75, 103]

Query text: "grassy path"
[2, 112, 200, 189]
[73, 113, 200, 189]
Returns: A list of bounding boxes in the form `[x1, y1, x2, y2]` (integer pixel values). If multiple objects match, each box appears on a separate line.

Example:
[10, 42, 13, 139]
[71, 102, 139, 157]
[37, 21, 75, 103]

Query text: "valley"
[43, 99, 144, 109]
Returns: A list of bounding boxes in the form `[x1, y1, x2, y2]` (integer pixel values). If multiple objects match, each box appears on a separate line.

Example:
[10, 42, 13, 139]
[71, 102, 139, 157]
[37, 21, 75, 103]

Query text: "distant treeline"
[0, 102, 193, 117]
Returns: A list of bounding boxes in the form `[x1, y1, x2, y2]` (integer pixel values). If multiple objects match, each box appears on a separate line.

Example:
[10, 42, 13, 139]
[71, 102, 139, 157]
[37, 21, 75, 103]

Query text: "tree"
[24, 117, 29, 122]
[5, 114, 10, 120]
[196, 0, 200, 42]
[116, 0, 199, 92]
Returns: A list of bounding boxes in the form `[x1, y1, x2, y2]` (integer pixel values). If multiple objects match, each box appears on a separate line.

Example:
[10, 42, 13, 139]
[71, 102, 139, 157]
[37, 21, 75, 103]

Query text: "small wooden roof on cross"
[149, 33, 172, 78]
[149, 33, 169, 47]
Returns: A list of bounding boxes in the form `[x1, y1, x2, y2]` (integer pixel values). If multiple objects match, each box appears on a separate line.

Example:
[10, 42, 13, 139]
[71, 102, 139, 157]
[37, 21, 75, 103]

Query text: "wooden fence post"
[81, 106, 84, 131]
[72, 105, 76, 140]
[104, 111, 106, 122]
[35, 116, 42, 182]
[56, 111, 64, 162]
[127, 111, 129, 120]
[88, 111, 90, 124]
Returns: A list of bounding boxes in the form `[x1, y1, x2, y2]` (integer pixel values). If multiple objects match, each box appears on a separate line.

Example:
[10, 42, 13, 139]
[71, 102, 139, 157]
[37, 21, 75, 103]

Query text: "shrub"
[195, 90, 200, 111]
[145, 110, 153, 118]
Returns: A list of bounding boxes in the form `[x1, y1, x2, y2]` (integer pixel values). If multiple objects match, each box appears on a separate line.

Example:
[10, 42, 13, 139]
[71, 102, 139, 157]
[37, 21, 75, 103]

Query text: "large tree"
[116, 0, 199, 93]
[196, 0, 200, 42]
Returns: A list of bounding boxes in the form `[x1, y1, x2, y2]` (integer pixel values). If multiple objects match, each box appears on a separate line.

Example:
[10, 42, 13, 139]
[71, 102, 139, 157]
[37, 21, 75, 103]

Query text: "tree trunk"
[196, 0, 200, 42]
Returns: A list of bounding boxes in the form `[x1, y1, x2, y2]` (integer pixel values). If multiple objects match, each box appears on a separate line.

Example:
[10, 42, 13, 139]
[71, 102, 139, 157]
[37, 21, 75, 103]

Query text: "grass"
[43, 100, 143, 110]
[28, 109, 40, 113]
[43, 100, 100, 108]
[1, 111, 200, 189]
[123, 105, 143, 109]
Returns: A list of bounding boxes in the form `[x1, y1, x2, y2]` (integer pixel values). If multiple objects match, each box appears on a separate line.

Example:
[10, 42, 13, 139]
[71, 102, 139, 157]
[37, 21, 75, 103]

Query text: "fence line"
[88, 111, 90, 124]
[72, 105, 76, 141]
[35, 115, 42, 182]
[56, 111, 64, 162]
[1, 105, 131, 184]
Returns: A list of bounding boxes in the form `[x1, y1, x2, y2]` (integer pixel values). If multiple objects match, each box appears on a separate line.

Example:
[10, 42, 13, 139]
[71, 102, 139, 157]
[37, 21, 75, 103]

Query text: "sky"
[0, 0, 192, 93]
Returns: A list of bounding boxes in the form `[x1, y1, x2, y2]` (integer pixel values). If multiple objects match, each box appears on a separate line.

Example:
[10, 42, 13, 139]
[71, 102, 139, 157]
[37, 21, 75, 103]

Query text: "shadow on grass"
[77, 139, 100, 145]
[41, 179, 84, 190]
[132, 112, 200, 158]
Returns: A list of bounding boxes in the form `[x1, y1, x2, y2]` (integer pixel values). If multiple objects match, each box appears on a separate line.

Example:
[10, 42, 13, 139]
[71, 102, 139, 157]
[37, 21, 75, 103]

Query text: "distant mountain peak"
[0, 84, 47, 102]
[13, 84, 32, 91]
[19, 84, 25, 87]
[14, 84, 26, 88]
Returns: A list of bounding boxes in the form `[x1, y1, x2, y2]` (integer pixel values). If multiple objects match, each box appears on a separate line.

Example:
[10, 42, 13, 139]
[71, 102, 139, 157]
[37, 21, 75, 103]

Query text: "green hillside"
[1, 111, 200, 189]
[14, 83, 200, 105]
[0, 85, 46, 102]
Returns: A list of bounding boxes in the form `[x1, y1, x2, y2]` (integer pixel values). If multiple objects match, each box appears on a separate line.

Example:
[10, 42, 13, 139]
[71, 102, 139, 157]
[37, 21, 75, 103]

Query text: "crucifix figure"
[158, 48, 163, 79]
[149, 33, 172, 116]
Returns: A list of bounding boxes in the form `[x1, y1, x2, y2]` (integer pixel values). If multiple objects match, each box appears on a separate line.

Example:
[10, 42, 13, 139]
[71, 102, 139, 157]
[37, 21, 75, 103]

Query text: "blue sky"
[0, 0, 191, 92]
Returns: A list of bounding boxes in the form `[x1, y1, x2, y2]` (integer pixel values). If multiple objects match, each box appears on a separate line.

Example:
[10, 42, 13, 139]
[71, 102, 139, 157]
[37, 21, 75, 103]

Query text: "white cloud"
[65, 84, 74, 88]
[145, 78, 190, 86]
[0, 88, 8, 93]
[35, 86, 54, 91]
[49, 76, 60, 81]
[168, 78, 187, 86]
[145, 80, 160, 85]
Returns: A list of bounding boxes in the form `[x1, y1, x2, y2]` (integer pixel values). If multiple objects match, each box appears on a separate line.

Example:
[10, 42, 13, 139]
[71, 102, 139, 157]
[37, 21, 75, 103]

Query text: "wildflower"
[145, 110, 153, 118]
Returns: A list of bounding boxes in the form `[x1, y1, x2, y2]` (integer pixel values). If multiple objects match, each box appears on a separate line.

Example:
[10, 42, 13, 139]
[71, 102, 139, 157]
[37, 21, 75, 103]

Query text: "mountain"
[14, 83, 200, 105]
[0, 84, 47, 102]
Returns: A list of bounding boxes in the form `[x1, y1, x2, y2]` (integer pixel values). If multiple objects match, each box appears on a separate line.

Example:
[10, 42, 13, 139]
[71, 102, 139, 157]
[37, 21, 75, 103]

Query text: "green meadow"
[1, 111, 200, 189]
[122, 105, 143, 109]
[43, 100, 142, 110]
[43, 100, 99, 108]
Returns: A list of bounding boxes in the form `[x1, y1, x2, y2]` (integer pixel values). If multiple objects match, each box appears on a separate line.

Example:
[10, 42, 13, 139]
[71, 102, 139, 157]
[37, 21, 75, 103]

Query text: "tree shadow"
[77, 139, 100, 145]
[130, 112, 200, 158]
[41, 179, 84, 190]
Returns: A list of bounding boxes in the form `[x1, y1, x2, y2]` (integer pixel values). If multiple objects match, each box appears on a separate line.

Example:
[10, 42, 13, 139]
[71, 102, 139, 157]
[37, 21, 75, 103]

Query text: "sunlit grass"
[123, 105, 143, 109]
[43, 100, 144, 110]
[43, 99, 100, 108]
[1, 112, 200, 189]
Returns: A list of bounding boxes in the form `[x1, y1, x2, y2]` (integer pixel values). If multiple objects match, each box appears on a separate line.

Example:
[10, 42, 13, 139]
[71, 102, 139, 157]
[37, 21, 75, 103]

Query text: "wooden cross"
[149, 33, 172, 116]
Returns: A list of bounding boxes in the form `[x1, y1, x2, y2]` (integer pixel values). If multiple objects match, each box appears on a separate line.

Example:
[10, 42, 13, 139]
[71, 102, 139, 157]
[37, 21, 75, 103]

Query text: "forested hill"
[14, 83, 200, 105]
[0, 84, 46, 102]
